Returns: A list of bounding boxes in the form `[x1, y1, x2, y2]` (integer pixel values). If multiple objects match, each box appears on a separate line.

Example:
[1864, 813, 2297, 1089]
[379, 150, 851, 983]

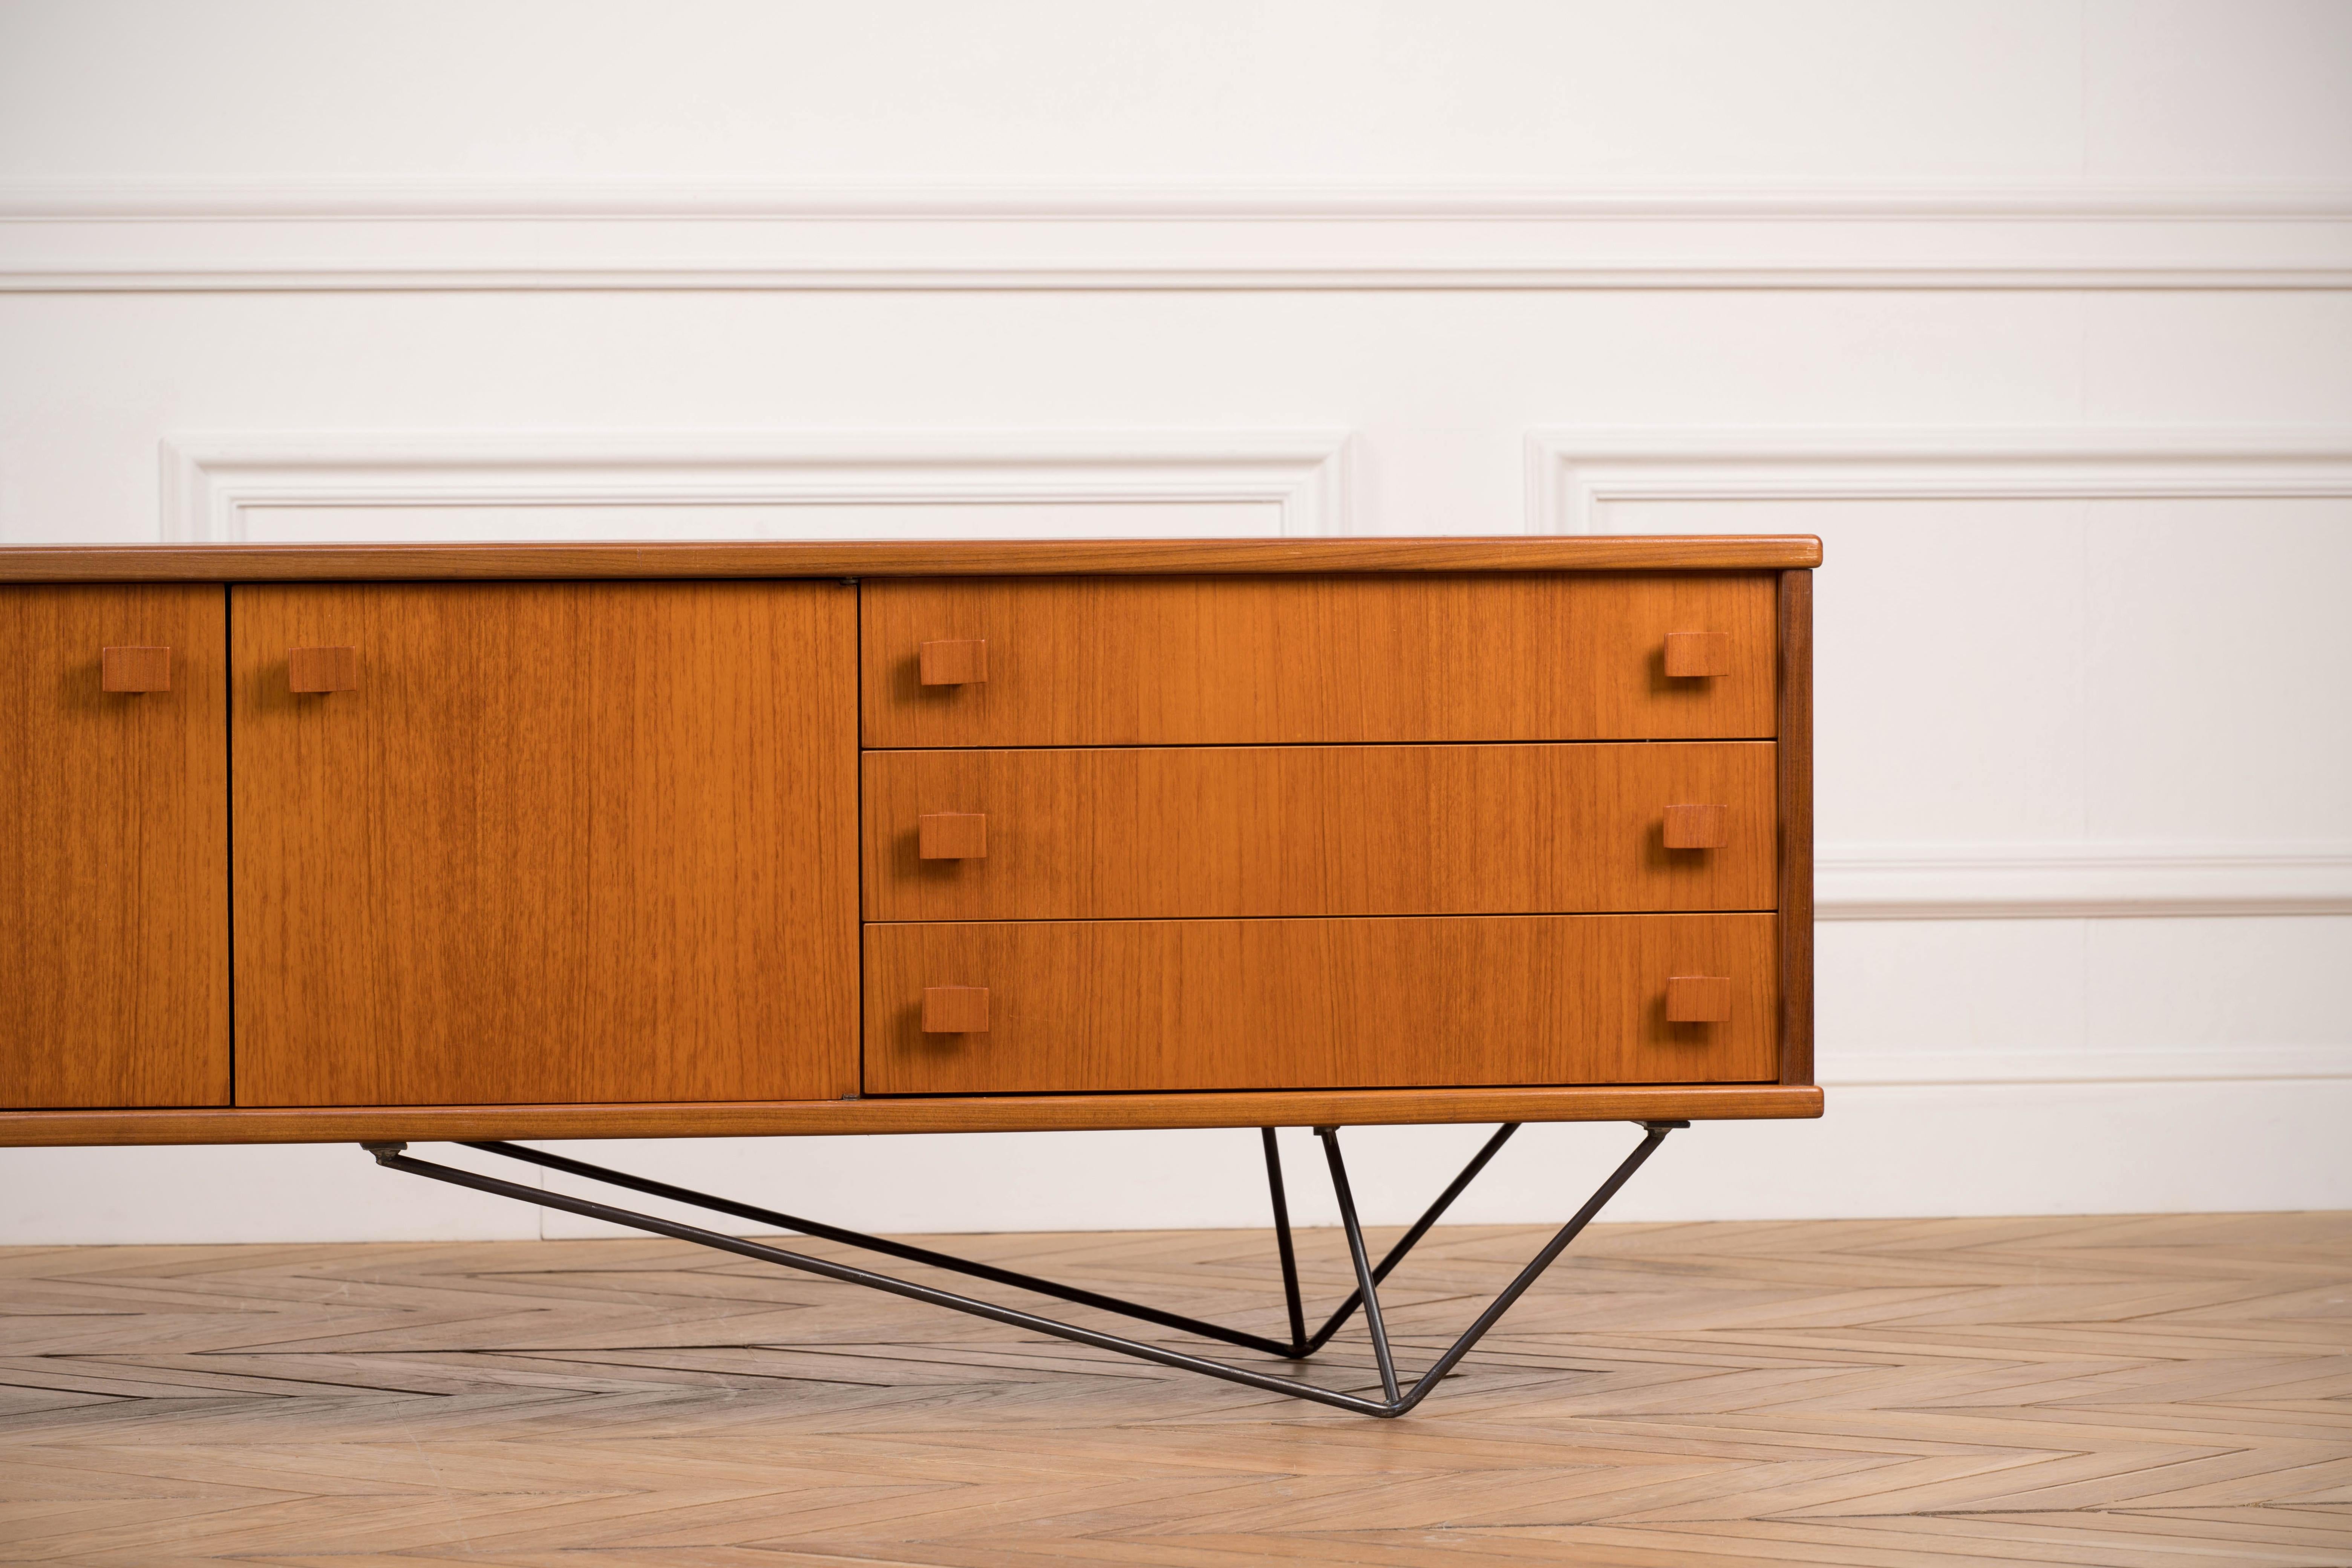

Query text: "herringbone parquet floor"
[2, 1210, 2348, 1566]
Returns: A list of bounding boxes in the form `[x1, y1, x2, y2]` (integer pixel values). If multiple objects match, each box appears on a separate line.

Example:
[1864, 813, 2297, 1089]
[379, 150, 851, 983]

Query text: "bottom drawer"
[864, 914, 1777, 1095]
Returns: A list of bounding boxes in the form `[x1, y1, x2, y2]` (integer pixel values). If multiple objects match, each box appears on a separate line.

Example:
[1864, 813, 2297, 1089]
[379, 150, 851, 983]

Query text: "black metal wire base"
[366, 1118, 1683, 1418]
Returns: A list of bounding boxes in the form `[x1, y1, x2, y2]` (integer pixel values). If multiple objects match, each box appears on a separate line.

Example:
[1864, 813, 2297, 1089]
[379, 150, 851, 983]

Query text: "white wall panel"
[2086, 499, 2352, 841]
[0, 0, 2348, 1240]
[0, 2, 2094, 186]
[2087, 917, 2352, 1063]
[6, 291, 2116, 546]
[2083, 0, 2352, 183]
[2083, 293, 2352, 421]
[1819, 919, 2089, 1080]
[162, 429, 1349, 540]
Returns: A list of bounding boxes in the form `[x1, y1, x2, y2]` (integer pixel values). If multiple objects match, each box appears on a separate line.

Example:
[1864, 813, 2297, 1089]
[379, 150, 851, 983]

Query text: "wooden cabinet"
[0, 539, 1820, 1145]
[230, 582, 858, 1107]
[0, 586, 229, 1108]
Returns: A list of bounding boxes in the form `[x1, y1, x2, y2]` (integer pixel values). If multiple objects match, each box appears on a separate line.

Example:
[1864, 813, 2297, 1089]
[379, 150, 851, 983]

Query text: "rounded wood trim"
[0, 1084, 1824, 1146]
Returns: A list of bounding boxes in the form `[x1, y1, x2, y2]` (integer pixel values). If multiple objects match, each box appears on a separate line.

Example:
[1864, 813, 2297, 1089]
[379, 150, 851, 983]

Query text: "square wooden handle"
[1663, 804, 1730, 850]
[922, 986, 991, 1034]
[919, 812, 989, 859]
[919, 639, 988, 686]
[288, 646, 358, 694]
[100, 646, 171, 693]
[1666, 975, 1732, 1024]
[1663, 631, 1731, 678]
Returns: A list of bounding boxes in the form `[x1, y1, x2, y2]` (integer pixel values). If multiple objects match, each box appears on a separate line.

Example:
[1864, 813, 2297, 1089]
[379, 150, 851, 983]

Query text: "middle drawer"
[864, 742, 1775, 921]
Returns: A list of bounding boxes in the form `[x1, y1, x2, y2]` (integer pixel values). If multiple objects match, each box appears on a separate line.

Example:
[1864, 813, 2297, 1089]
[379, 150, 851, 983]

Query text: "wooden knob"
[919, 639, 988, 686]
[100, 646, 171, 693]
[1663, 804, 1729, 850]
[923, 986, 991, 1034]
[288, 646, 358, 694]
[1666, 975, 1732, 1024]
[919, 812, 989, 860]
[1663, 631, 1731, 678]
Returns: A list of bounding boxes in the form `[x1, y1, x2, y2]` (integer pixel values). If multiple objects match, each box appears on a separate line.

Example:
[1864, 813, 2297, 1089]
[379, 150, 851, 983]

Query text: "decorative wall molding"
[1824, 1042, 2352, 1086]
[1527, 427, 2352, 533]
[6, 182, 2350, 291]
[161, 430, 1354, 542]
[1531, 426, 2352, 923]
[1818, 841, 2352, 920]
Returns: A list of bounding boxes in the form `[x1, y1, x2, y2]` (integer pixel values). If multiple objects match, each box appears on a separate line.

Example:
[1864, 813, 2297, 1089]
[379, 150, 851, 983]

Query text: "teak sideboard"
[0, 536, 1819, 1415]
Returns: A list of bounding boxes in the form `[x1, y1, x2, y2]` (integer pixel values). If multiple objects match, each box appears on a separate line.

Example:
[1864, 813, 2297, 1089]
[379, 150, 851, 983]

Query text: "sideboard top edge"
[0, 536, 1823, 582]
[0, 1084, 1824, 1145]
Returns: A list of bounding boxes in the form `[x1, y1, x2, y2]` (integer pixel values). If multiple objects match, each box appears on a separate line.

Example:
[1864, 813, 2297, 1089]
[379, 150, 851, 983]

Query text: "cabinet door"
[232, 582, 857, 1107]
[0, 586, 229, 1108]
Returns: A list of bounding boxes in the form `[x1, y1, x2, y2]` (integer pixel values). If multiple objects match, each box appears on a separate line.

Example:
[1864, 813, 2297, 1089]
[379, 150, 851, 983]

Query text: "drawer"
[862, 574, 1776, 747]
[864, 914, 1777, 1094]
[864, 742, 1776, 920]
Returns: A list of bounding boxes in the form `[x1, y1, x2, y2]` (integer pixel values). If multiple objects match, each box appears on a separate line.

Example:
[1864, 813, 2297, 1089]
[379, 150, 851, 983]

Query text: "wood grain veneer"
[864, 743, 1776, 921]
[863, 574, 1778, 747]
[230, 581, 859, 1107]
[922, 986, 992, 1034]
[0, 586, 228, 1108]
[1778, 568, 1815, 1086]
[0, 536, 1823, 583]
[865, 914, 1778, 1096]
[0, 1083, 1824, 1146]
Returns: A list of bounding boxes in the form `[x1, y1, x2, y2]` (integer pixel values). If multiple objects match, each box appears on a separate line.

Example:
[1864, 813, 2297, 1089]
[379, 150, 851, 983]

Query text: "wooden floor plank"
[1, 1211, 2347, 1565]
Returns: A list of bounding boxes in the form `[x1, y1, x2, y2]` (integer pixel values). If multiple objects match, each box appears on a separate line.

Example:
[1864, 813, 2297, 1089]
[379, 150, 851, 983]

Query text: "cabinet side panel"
[0, 585, 229, 1108]
[232, 581, 857, 1107]
[1778, 568, 1815, 1086]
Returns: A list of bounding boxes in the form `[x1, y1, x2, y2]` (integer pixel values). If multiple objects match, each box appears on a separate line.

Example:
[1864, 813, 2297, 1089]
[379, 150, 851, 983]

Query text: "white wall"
[3, 0, 2349, 1242]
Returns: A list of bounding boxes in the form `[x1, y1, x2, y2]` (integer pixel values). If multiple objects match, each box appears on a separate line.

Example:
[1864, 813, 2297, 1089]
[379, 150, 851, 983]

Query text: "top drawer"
[862, 573, 1777, 747]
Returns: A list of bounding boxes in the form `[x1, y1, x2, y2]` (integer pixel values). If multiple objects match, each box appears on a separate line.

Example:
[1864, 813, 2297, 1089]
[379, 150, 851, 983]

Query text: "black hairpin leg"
[1268, 1120, 1524, 1358]
[449, 1123, 1516, 1362]
[367, 1119, 1681, 1418]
